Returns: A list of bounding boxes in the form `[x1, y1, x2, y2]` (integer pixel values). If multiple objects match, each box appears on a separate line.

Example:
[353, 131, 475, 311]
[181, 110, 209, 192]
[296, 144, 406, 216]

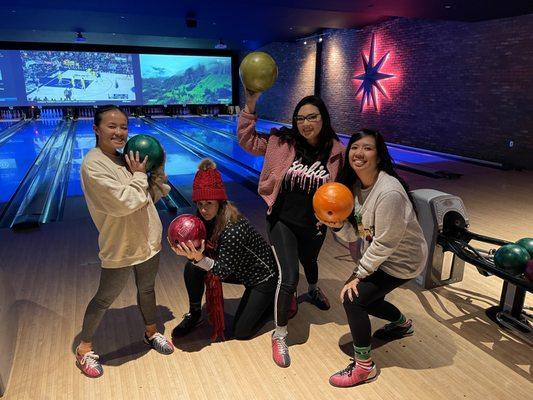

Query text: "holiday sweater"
[333, 171, 428, 279]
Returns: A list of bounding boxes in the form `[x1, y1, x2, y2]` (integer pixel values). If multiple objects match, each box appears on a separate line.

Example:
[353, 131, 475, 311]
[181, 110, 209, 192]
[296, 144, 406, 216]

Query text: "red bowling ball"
[168, 214, 206, 249]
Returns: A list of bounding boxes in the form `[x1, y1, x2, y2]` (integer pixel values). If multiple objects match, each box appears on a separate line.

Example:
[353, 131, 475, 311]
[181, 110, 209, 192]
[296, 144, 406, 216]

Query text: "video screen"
[21, 51, 136, 104]
[0, 49, 233, 106]
[140, 54, 232, 105]
[0, 50, 20, 104]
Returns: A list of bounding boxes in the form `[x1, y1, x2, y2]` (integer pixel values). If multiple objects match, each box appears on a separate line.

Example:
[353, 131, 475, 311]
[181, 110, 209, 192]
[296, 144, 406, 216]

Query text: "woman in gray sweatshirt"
[320, 129, 428, 388]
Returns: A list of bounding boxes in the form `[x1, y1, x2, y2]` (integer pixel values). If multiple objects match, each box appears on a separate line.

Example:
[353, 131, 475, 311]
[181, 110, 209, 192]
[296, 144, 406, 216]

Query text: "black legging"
[267, 218, 326, 327]
[343, 269, 410, 348]
[183, 262, 277, 339]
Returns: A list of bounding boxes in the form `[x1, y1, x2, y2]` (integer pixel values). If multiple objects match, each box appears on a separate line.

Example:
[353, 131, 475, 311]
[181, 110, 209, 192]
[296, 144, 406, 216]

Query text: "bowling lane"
[153, 117, 264, 172]
[0, 120, 61, 208]
[217, 115, 290, 133]
[66, 120, 99, 197]
[130, 118, 215, 190]
[0, 120, 18, 134]
[178, 116, 238, 135]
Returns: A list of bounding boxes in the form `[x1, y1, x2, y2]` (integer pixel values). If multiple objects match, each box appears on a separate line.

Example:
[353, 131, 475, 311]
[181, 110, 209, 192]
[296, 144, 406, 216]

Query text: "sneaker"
[144, 332, 174, 355]
[172, 311, 202, 337]
[308, 287, 331, 310]
[329, 359, 377, 387]
[75, 349, 103, 378]
[373, 319, 414, 341]
[287, 294, 298, 320]
[271, 333, 291, 368]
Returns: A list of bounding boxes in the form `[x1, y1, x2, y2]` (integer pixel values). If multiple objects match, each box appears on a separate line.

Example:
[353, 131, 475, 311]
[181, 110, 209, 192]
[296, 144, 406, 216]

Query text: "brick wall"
[238, 42, 316, 124]
[241, 14, 533, 169]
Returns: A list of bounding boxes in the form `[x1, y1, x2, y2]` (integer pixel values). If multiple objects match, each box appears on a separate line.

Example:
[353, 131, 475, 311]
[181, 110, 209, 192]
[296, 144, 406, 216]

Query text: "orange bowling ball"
[313, 182, 354, 223]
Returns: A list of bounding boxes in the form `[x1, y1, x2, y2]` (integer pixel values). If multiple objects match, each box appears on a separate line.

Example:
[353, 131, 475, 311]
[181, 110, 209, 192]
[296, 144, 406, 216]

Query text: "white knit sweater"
[334, 171, 428, 279]
[81, 147, 170, 268]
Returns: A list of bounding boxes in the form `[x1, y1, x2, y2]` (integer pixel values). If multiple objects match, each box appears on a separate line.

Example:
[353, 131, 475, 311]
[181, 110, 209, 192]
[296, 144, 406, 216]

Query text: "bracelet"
[352, 268, 363, 279]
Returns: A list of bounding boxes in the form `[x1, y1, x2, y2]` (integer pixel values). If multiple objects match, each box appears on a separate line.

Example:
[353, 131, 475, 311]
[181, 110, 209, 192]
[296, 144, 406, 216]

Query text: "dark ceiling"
[0, 0, 531, 50]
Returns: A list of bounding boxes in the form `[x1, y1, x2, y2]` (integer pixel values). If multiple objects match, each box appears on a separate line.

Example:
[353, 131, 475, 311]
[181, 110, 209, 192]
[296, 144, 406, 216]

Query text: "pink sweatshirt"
[237, 110, 345, 212]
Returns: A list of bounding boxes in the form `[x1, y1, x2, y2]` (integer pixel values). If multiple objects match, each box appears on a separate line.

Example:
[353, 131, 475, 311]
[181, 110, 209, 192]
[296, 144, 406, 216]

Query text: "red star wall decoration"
[354, 33, 394, 112]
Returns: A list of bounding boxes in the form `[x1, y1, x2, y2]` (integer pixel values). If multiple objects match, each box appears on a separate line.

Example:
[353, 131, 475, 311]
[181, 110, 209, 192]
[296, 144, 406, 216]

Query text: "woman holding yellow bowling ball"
[75, 105, 173, 378]
[238, 69, 345, 367]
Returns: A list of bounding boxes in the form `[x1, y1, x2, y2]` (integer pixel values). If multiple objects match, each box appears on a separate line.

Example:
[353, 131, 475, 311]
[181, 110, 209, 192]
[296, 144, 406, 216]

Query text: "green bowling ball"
[239, 51, 278, 93]
[123, 134, 164, 172]
[515, 237, 533, 258]
[494, 244, 531, 275]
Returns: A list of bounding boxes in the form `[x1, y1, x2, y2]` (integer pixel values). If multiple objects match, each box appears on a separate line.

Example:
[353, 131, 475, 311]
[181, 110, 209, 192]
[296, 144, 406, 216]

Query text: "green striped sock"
[353, 345, 373, 370]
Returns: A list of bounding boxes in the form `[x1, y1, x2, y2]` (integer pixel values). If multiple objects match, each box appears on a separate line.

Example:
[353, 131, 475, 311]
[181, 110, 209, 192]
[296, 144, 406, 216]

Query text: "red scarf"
[204, 239, 225, 341]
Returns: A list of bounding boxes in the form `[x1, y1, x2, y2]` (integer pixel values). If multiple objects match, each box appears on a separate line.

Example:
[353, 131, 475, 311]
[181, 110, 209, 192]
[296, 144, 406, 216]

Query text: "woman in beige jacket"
[75, 105, 173, 378]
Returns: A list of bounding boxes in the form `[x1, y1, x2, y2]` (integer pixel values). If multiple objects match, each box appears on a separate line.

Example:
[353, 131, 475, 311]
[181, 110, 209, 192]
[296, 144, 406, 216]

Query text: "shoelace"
[339, 359, 356, 376]
[149, 332, 168, 346]
[80, 351, 100, 368]
[274, 337, 288, 355]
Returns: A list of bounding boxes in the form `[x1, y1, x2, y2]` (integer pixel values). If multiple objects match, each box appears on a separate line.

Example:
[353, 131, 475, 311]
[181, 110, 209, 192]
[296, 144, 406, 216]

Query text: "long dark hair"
[197, 201, 243, 254]
[93, 105, 127, 146]
[337, 129, 416, 211]
[273, 95, 340, 162]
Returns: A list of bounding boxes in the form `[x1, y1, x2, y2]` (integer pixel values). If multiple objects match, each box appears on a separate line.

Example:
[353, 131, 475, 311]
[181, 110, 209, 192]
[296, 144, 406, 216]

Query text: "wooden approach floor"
[0, 162, 532, 400]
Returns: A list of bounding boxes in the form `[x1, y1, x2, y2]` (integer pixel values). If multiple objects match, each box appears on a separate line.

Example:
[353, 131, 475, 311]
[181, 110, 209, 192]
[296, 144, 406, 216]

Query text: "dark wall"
[243, 14, 533, 169]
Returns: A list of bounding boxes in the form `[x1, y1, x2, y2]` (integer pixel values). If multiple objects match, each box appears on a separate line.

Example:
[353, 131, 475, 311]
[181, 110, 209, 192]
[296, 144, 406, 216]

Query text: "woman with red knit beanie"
[169, 159, 278, 341]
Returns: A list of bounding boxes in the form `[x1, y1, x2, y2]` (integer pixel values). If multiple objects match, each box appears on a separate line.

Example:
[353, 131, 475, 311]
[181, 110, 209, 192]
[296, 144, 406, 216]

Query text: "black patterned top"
[211, 218, 278, 287]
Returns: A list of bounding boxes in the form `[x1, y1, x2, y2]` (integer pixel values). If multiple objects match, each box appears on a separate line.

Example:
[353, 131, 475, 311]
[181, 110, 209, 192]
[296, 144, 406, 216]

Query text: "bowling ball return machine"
[412, 189, 532, 344]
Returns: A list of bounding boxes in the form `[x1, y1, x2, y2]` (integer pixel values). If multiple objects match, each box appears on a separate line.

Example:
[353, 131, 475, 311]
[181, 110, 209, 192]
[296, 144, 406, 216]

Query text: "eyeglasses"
[295, 113, 321, 123]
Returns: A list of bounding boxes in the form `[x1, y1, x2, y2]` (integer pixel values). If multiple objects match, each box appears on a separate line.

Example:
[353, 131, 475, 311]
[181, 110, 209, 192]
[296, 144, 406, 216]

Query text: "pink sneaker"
[76, 349, 103, 378]
[271, 333, 291, 368]
[144, 332, 174, 355]
[329, 360, 377, 387]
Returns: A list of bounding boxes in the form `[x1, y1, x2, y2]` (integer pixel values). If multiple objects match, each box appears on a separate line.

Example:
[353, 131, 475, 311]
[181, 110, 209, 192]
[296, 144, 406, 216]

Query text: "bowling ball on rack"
[313, 182, 354, 223]
[168, 214, 206, 250]
[493, 244, 530, 275]
[123, 134, 164, 172]
[515, 237, 533, 258]
[239, 52, 278, 93]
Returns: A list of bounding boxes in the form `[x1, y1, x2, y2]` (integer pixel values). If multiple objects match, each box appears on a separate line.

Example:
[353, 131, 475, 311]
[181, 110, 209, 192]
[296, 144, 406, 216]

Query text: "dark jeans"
[81, 253, 160, 342]
[343, 269, 410, 348]
[267, 218, 326, 327]
[183, 262, 277, 339]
